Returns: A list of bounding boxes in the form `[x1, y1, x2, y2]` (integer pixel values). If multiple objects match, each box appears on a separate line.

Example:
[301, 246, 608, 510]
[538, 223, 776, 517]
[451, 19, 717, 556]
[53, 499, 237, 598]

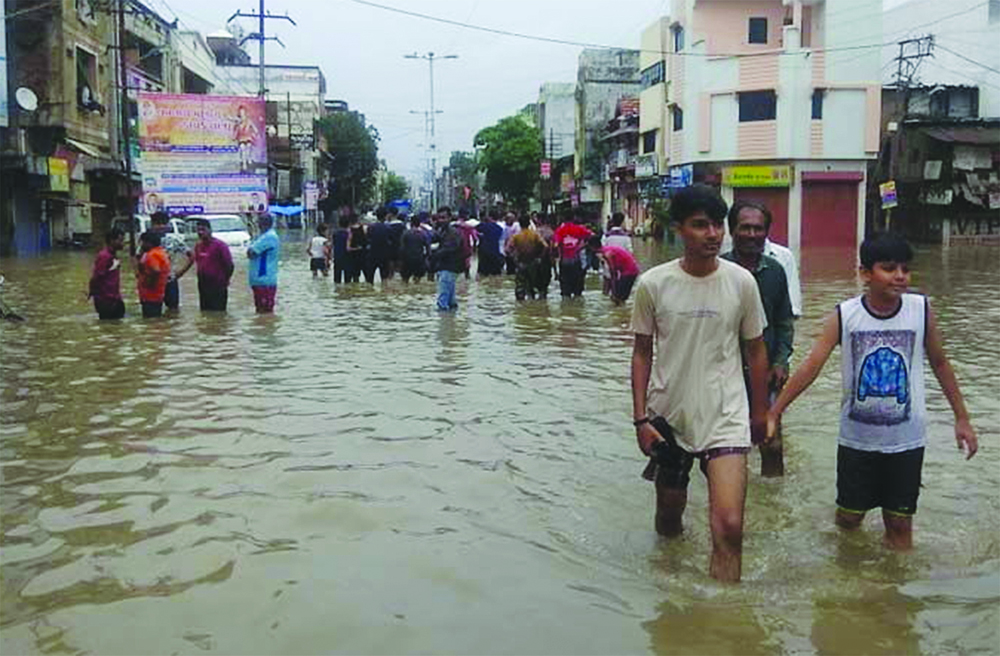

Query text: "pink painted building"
[640, 0, 882, 252]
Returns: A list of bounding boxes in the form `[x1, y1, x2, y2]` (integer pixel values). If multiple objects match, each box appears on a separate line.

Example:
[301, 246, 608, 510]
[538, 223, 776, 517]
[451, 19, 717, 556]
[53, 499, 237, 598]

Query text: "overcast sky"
[153, 0, 904, 188]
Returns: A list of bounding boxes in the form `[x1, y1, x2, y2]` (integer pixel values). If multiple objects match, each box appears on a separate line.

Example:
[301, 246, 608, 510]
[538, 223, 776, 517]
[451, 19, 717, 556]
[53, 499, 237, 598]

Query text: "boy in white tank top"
[768, 233, 978, 550]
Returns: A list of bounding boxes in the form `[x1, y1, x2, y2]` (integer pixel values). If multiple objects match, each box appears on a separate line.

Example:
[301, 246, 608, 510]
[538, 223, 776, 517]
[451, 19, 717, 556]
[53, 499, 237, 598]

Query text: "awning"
[269, 204, 303, 216]
[921, 126, 1000, 145]
[601, 125, 640, 141]
[64, 138, 107, 159]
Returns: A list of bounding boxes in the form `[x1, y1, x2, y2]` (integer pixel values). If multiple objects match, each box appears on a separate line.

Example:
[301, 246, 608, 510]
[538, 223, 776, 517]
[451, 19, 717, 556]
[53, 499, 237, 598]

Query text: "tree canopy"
[381, 171, 410, 205]
[473, 116, 542, 209]
[317, 112, 379, 209]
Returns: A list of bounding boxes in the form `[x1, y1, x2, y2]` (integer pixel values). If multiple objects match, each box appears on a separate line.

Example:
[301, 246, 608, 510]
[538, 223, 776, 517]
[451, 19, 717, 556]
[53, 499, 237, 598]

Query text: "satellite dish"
[15, 87, 38, 112]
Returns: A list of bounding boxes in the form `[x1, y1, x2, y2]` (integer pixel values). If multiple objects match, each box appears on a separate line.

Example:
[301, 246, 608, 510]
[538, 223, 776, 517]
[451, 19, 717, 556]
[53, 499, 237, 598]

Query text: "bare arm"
[925, 304, 978, 459]
[768, 311, 840, 435]
[741, 336, 770, 444]
[631, 334, 663, 455]
[175, 249, 195, 279]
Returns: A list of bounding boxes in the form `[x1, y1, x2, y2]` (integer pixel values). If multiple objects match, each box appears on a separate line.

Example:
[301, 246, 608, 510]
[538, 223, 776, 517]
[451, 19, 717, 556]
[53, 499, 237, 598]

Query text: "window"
[640, 61, 665, 90]
[672, 24, 685, 52]
[811, 89, 824, 119]
[672, 106, 684, 131]
[642, 130, 657, 154]
[76, 47, 100, 112]
[748, 17, 768, 44]
[738, 90, 776, 122]
[990, 0, 999, 23]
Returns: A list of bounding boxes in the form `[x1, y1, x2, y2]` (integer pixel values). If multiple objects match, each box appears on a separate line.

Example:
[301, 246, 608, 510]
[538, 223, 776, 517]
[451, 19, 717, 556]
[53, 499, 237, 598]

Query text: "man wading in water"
[630, 184, 770, 583]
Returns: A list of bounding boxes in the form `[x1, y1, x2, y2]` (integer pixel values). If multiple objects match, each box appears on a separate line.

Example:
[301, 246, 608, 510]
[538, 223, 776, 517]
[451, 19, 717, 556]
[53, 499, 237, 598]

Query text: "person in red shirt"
[588, 236, 641, 305]
[553, 214, 593, 298]
[192, 218, 235, 311]
[134, 231, 170, 318]
[89, 227, 126, 319]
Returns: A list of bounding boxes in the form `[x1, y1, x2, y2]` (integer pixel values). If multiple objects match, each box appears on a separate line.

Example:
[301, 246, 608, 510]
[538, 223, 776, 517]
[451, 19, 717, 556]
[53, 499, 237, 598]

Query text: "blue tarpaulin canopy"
[269, 205, 303, 216]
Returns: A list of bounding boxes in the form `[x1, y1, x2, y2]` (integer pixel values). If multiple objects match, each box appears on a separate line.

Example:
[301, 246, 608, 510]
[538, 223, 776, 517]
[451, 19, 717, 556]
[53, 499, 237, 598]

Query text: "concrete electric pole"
[228, 2, 296, 97]
[404, 52, 458, 211]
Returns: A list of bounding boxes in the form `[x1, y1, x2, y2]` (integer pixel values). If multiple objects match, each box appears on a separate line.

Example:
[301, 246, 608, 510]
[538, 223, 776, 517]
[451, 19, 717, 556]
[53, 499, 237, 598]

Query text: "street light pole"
[404, 52, 457, 212]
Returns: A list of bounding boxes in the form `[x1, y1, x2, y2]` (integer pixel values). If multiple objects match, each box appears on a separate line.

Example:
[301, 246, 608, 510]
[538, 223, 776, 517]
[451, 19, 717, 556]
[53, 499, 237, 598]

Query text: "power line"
[934, 43, 1000, 76]
[153, 0, 258, 96]
[348, 0, 992, 62]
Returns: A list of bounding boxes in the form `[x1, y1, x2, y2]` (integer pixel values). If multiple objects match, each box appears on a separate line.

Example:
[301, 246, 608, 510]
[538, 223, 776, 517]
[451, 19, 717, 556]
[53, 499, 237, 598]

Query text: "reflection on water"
[1, 237, 997, 655]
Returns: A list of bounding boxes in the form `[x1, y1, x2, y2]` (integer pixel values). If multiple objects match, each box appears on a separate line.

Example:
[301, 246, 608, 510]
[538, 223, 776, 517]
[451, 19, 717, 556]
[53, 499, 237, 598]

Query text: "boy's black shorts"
[836, 445, 924, 516]
[310, 258, 328, 272]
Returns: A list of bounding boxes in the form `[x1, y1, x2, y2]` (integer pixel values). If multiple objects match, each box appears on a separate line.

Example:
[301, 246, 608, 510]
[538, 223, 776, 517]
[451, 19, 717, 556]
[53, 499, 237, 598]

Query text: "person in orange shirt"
[135, 231, 170, 318]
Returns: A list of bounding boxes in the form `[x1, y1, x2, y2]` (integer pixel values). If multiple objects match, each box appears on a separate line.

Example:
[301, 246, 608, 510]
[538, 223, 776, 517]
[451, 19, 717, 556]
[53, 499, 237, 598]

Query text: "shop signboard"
[636, 153, 658, 179]
[667, 164, 694, 189]
[303, 181, 319, 210]
[137, 93, 268, 215]
[722, 165, 791, 188]
[48, 158, 70, 192]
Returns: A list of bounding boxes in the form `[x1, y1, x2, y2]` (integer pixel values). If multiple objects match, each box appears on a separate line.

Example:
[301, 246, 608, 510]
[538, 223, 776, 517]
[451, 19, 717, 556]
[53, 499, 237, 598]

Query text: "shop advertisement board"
[137, 93, 267, 215]
[722, 165, 791, 188]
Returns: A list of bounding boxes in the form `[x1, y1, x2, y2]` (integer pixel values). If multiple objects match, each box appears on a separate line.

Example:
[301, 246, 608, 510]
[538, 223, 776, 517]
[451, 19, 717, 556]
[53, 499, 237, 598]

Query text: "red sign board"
[540, 160, 551, 179]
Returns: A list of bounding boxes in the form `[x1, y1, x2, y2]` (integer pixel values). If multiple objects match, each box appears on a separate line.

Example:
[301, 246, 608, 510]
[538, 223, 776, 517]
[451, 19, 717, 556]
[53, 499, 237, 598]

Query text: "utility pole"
[893, 35, 934, 117]
[116, 0, 136, 254]
[228, 2, 296, 97]
[404, 52, 458, 211]
[881, 35, 933, 231]
[410, 109, 441, 211]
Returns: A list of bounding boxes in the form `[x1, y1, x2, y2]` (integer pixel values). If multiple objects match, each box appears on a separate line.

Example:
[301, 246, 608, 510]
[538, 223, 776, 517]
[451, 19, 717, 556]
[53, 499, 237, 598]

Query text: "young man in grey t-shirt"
[630, 185, 770, 583]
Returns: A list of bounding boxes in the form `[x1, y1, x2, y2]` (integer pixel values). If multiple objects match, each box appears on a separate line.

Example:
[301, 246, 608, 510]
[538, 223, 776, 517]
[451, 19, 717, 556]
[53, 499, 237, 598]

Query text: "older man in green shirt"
[723, 200, 795, 477]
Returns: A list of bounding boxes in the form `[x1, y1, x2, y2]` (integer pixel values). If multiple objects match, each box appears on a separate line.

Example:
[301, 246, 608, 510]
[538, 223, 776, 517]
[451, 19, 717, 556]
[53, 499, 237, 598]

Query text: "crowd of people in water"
[86, 185, 979, 586]
[87, 205, 642, 317]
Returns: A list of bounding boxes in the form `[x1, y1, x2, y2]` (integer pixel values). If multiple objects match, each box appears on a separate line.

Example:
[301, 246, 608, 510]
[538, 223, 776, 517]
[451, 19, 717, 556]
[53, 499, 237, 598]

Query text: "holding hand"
[765, 410, 780, 443]
[955, 418, 978, 460]
[769, 365, 788, 391]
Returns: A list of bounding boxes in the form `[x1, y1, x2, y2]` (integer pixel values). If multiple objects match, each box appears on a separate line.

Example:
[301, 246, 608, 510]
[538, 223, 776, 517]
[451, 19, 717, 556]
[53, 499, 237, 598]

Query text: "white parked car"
[184, 214, 252, 249]
[112, 215, 188, 238]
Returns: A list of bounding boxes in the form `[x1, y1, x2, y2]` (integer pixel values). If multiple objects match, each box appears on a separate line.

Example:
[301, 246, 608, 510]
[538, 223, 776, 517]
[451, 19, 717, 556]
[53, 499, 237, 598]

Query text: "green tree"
[381, 171, 410, 204]
[449, 151, 479, 189]
[473, 116, 542, 209]
[317, 112, 379, 209]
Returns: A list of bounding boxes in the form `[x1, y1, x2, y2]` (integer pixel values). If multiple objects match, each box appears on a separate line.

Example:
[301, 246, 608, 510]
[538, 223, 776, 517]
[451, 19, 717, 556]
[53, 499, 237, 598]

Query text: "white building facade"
[655, 0, 882, 251]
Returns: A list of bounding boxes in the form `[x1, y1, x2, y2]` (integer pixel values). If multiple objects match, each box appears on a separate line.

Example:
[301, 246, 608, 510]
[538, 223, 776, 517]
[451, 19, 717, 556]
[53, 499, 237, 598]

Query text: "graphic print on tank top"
[850, 329, 915, 426]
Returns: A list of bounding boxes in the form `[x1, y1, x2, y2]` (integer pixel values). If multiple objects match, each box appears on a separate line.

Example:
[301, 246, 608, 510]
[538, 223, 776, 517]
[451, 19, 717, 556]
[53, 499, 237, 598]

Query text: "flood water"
[1, 236, 997, 655]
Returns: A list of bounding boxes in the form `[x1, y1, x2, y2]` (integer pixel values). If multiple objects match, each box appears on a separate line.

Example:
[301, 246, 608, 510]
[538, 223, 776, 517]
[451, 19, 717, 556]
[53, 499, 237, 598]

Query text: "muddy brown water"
[1, 237, 997, 655]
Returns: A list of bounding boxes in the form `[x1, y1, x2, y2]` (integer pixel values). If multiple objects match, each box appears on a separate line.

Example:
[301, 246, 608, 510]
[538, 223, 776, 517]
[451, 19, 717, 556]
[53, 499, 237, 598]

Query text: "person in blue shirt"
[247, 214, 280, 313]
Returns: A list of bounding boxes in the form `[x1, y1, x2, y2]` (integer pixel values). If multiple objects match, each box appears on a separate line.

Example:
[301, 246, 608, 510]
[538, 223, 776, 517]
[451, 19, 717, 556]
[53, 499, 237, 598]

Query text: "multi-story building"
[601, 98, 641, 224]
[537, 82, 576, 212]
[2, 0, 124, 255]
[646, 0, 882, 251]
[537, 83, 575, 161]
[574, 49, 641, 216]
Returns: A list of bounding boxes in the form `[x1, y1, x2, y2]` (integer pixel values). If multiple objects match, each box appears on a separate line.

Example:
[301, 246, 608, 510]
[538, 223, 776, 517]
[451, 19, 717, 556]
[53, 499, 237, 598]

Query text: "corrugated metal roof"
[921, 126, 1000, 145]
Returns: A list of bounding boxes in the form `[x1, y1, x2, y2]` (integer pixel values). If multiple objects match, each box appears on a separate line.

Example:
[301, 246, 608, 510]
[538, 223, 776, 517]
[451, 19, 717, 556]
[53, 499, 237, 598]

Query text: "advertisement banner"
[540, 160, 551, 180]
[137, 93, 267, 215]
[722, 165, 791, 188]
[879, 181, 898, 209]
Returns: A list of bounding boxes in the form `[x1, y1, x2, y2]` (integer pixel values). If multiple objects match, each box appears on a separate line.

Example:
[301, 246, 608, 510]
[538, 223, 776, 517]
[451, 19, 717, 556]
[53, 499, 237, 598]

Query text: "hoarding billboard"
[137, 93, 267, 215]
